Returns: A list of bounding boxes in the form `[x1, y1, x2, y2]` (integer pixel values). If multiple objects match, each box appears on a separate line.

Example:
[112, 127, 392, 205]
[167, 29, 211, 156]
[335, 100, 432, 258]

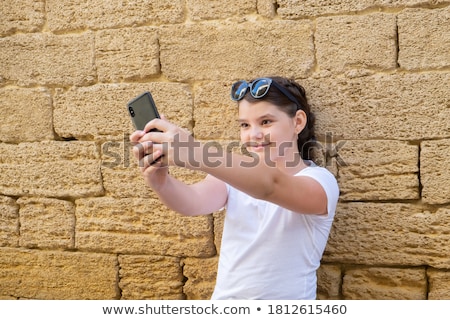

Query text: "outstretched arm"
[153, 173, 227, 216]
[141, 119, 329, 215]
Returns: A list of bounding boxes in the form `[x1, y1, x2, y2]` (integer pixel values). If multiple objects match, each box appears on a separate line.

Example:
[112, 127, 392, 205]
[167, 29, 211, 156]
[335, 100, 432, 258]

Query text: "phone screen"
[127, 92, 160, 131]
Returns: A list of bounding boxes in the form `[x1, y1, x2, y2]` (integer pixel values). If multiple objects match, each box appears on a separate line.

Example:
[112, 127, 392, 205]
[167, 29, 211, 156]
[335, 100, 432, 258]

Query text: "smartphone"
[127, 91, 163, 164]
[127, 91, 160, 132]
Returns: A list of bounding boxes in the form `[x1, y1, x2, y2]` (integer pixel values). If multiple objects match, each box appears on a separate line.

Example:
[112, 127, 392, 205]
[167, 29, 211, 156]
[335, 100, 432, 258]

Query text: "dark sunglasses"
[230, 78, 302, 110]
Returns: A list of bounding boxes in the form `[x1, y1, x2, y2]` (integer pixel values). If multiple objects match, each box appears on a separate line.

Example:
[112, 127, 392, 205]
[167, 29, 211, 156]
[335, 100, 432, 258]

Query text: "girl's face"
[238, 99, 306, 165]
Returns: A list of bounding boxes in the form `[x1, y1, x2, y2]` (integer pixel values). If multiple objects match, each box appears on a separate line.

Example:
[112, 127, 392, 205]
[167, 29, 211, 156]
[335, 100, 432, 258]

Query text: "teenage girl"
[130, 76, 339, 299]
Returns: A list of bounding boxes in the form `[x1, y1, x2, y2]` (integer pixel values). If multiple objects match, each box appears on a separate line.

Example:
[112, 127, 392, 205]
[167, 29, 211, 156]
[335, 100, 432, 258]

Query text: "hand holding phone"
[127, 91, 163, 164]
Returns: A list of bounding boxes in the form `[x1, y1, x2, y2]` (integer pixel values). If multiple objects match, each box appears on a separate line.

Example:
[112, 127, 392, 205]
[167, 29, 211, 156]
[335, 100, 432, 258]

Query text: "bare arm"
[154, 173, 227, 216]
[197, 152, 328, 215]
[136, 118, 329, 216]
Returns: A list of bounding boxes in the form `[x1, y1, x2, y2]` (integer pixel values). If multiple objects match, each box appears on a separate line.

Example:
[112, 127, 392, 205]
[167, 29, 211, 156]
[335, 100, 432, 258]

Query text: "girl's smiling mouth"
[246, 141, 272, 151]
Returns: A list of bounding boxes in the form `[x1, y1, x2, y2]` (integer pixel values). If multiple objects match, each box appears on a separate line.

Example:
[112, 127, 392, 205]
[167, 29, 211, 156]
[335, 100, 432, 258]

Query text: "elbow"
[252, 176, 277, 201]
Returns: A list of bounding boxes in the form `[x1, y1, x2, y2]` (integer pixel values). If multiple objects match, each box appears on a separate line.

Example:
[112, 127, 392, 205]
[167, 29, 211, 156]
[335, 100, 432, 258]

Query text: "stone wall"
[0, 0, 449, 300]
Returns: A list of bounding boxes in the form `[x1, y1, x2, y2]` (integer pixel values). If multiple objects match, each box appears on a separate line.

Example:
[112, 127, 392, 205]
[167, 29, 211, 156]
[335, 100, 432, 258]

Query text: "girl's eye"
[262, 119, 272, 125]
[239, 123, 249, 128]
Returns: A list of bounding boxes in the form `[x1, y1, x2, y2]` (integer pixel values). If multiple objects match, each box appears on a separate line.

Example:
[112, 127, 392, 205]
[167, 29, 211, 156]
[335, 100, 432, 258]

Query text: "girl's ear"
[294, 109, 307, 134]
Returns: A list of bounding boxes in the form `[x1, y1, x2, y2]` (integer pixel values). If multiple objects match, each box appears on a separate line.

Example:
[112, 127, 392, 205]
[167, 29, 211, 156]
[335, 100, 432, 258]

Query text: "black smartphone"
[127, 91, 163, 164]
[127, 91, 160, 132]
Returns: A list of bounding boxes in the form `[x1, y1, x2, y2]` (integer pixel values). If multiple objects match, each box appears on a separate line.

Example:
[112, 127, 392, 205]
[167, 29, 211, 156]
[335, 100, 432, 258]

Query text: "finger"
[139, 149, 164, 171]
[143, 118, 175, 134]
[133, 141, 153, 161]
[129, 130, 145, 143]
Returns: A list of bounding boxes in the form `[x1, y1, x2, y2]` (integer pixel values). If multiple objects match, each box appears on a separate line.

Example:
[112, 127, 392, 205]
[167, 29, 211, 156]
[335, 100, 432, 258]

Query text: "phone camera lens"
[129, 106, 135, 117]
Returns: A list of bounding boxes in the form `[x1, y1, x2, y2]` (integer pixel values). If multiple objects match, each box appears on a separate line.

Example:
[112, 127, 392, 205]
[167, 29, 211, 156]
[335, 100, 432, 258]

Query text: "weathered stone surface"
[213, 210, 226, 253]
[183, 257, 218, 300]
[75, 197, 216, 257]
[160, 21, 314, 81]
[0, 33, 95, 86]
[0, 88, 53, 143]
[338, 140, 419, 201]
[53, 83, 193, 140]
[317, 264, 342, 300]
[194, 82, 241, 140]
[428, 269, 450, 300]
[325, 203, 450, 268]
[119, 255, 184, 299]
[0, 141, 103, 198]
[257, 0, 277, 18]
[187, 0, 254, 20]
[95, 27, 160, 82]
[46, 0, 184, 32]
[277, 0, 446, 18]
[17, 197, 75, 249]
[398, 8, 450, 70]
[343, 267, 427, 299]
[0, 0, 45, 36]
[316, 13, 397, 73]
[421, 139, 450, 205]
[303, 72, 450, 140]
[0, 248, 118, 299]
[0, 196, 19, 247]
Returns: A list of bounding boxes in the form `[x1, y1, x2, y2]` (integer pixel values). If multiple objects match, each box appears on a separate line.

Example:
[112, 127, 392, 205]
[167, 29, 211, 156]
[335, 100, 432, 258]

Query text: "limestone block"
[317, 264, 342, 300]
[0, 248, 118, 299]
[338, 140, 419, 201]
[277, 0, 440, 18]
[160, 21, 314, 81]
[324, 203, 450, 268]
[193, 82, 240, 140]
[0, 196, 19, 247]
[428, 269, 450, 300]
[75, 197, 216, 257]
[183, 257, 218, 300]
[303, 72, 450, 140]
[0, 0, 45, 36]
[343, 267, 427, 300]
[17, 197, 75, 250]
[119, 255, 184, 299]
[187, 0, 254, 20]
[0, 88, 53, 143]
[0, 141, 103, 198]
[53, 83, 192, 140]
[46, 0, 184, 32]
[398, 8, 450, 70]
[316, 13, 397, 73]
[0, 33, 95, 86]
[95, 27, 160, 82]
[421, 140, 450, 205]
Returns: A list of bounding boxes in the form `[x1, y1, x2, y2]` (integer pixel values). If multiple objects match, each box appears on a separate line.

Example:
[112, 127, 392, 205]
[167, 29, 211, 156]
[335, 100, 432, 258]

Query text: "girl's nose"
[250, 127, 264, 140]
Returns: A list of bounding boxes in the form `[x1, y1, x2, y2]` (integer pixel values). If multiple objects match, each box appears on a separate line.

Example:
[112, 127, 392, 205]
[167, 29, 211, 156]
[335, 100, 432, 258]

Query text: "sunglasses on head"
[230, 77, 302, 110]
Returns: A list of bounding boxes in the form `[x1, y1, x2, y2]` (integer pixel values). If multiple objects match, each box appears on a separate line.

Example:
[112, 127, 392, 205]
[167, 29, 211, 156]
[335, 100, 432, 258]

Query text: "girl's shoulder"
[296, 161, 339, 193]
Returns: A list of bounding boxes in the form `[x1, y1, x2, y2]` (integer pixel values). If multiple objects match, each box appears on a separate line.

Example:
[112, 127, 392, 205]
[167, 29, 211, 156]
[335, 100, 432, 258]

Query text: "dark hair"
[242, 76, 316, 160]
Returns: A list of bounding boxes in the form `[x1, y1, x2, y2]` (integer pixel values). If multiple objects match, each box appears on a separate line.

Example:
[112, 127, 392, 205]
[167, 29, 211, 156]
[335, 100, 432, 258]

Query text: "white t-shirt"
[211, 164, 339, 300]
